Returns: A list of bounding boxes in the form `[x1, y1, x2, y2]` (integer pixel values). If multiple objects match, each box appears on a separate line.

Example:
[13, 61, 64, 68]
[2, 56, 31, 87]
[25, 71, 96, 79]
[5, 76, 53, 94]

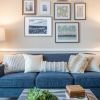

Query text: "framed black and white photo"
[55, 22, 79, 43]
[22, 0, 36, 15]
[74, 3, 86, 20]
[54, 3, 71, 20]
[24, 17, 52, 36]
[39, 0, 51, 15]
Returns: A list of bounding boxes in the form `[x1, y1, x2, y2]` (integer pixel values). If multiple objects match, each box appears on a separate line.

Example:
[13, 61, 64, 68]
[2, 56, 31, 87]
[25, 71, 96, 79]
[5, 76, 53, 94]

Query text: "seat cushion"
[0, 72, 38, 88]
[36, 72, 73, 88]
[72, 72, 100, 88]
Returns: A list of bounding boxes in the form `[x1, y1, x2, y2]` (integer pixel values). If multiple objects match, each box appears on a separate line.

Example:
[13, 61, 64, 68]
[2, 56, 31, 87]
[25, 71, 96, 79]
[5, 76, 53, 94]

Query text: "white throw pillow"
[68, 55, 88, 73]
[3, 54, 25, 74]
[23, 54, 43, 73]
[87, 55, 100, 72]
[41, 61, 69, 72]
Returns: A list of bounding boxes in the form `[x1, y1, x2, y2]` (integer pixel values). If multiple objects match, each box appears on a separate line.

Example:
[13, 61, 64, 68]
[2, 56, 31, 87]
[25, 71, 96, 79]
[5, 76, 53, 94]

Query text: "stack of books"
[65, 85, 88, 100]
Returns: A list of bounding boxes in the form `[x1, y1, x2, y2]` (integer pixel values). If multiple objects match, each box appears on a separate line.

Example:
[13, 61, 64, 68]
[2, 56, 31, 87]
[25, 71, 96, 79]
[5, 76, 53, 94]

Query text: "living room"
[0, 0, 100, 100]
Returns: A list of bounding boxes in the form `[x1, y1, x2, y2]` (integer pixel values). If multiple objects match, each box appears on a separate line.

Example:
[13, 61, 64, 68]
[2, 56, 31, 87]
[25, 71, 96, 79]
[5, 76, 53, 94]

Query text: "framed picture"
[24, 16, 52, 36]
[39, 0, 51, 15]
[54, 3, 71, 20]
[55, 22, 79, 43]
[22, 0, 36, 15]
[74, 3, 86, 20]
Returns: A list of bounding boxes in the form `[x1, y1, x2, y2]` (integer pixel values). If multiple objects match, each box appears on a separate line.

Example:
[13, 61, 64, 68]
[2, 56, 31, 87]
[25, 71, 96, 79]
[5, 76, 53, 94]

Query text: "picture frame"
[54, 3, 71, 20]
[55, 22, 79, 43]
[39, 0, 51, 16]
[22, 0, 36, 15]
[24, 16, 52, 37]
[74, 3, 86, 20]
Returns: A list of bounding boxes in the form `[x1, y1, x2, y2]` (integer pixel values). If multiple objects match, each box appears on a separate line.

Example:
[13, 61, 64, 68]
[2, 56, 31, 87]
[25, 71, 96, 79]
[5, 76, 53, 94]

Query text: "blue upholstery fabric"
[0, 88, 24, 97]
[43, 53, 76, 62]
[0, 72, 38, 88]
[90, 88, 100, 97]
[72, 72, 100, 88]
[0, 64, 4, 77]
[36, 72, 73, 88]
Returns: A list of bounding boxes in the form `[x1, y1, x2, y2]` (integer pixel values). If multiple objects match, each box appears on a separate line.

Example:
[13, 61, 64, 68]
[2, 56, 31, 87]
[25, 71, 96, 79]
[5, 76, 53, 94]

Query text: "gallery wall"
[0, 0, 100, 51]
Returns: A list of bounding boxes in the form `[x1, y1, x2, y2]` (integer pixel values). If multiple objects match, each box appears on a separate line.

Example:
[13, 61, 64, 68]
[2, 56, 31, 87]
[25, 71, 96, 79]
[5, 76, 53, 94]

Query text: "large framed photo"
[74, 3, 86, 20]
[54, 3, 71, 20]
[22, 0, 36, 15]
[55, 22, 79, 43]
[24, 17, 52, 36]
[39, 0, 51, 15]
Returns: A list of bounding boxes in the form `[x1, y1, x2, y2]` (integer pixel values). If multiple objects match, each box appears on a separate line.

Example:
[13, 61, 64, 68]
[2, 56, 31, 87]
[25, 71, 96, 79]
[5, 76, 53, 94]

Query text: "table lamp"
[0, 27, 5, 41]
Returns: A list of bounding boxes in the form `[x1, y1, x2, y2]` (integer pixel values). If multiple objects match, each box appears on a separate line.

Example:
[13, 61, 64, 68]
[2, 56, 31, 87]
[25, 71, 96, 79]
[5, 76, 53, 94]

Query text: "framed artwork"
[74, 3, 86, 20]
[24, 16, 52, 36]
[22, 0, 36, 15]
[55, 22, 79, 43]
[54, 3, 71, 20]
[39, 0, 51, 15]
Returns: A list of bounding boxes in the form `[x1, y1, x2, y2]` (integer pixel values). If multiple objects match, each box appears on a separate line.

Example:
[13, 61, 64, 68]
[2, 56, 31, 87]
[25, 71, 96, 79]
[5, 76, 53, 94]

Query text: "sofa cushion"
[43, 53, 77, 62]
[71, 72, 100, 88]
[36, 72, 73, 88]
[0, 72, 38, 88]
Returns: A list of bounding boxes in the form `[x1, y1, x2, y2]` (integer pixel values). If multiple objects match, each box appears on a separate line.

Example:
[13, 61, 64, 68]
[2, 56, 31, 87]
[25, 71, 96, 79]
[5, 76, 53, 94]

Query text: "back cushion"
[43, 53, 77, 62]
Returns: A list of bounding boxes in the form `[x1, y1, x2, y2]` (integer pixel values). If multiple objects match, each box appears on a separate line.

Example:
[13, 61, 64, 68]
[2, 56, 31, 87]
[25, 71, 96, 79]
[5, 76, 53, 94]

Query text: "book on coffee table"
[66, 85, 85, 98]
[65, 92, 88, 100]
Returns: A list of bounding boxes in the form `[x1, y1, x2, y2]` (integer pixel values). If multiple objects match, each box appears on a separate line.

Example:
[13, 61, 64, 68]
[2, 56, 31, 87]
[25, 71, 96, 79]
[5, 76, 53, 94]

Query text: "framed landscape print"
[22, 0, 36, 15]
[74, 3, 86, 20]
[24, 17, 52, 36]
[55, 22, 79, 43]
[54, 3, 71, 20]
[39, 0, 51, 15]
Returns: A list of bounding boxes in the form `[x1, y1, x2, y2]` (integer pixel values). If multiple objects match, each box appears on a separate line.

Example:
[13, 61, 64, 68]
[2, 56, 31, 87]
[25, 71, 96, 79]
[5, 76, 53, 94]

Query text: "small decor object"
[27, 88, 57, 100]
[25, 16, 52, 36]
[22, 0, 36, 15]
[66, 85, 85, 98]
[0, 61, 2, 64]
[55, 22, 79, 43]
[74, 3, 86, 20]
[39, 0, 51, 15]
[54, 3, 71, 20]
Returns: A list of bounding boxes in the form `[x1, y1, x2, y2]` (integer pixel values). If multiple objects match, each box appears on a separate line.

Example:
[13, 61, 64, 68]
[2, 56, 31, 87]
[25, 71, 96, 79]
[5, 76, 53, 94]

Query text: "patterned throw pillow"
[86, 55, 100, 72]
[68, 55, 88, 73]
[3, 54, 25, 74]
[41, 61, 69, 72]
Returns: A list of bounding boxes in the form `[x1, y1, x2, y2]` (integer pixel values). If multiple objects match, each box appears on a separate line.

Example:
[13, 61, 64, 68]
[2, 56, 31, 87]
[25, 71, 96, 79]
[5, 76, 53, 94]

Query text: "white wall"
[0, 0, 100, 51]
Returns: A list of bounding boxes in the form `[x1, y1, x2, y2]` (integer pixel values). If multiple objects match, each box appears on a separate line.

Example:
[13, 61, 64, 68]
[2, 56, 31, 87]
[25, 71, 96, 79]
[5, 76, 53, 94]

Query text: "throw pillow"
[3, 54, 25, 74]
[87, 55, 100, 72]
[68, 55, 88, 73]
[78, 53, 93, 68]
[23, 54, 43, 73]
[41, 61, 69, 72]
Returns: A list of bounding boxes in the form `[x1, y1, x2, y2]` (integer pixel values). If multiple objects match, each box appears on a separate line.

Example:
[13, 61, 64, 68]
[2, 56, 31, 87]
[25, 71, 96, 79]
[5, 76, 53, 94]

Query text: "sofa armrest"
[0, 64, 4, 77]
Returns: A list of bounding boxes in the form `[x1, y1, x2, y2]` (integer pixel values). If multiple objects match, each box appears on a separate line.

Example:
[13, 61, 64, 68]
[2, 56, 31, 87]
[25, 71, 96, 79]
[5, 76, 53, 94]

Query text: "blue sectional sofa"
[0, 53, 100, 97]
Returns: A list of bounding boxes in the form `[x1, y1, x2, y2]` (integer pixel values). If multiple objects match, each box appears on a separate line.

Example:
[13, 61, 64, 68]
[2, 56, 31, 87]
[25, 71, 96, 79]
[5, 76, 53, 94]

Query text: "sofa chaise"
[0, 53, 100, 98]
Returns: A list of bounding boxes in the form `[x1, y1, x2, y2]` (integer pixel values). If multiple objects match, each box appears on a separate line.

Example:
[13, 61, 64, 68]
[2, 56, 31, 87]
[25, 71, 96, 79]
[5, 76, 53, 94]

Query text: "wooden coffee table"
[18, 89, 98, 100]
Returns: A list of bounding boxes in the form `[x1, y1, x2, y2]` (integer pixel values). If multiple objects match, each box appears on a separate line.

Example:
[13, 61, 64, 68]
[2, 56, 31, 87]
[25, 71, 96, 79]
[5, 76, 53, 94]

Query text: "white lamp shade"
[0, 27, 5, 41]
